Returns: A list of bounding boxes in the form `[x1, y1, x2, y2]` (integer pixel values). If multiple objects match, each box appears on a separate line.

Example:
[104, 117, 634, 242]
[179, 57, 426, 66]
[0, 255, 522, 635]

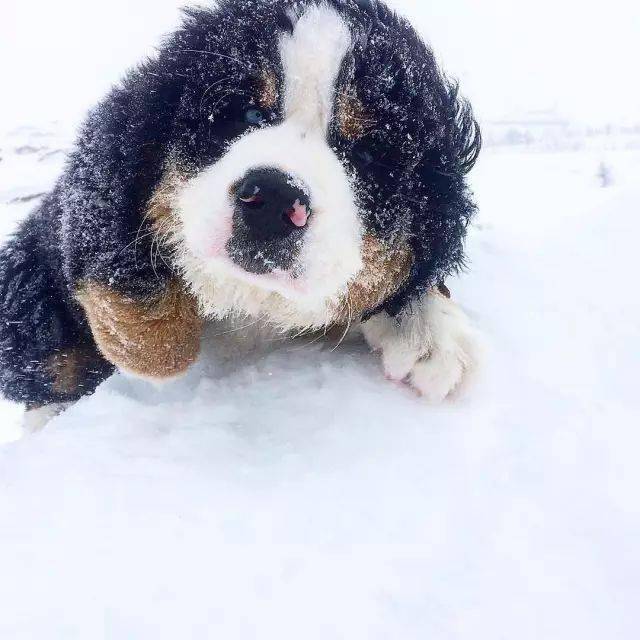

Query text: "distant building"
[483, 109, 576, 150]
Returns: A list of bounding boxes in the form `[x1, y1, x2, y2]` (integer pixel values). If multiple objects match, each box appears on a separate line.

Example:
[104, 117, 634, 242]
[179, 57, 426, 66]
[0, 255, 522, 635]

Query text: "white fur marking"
[362, 293, 481, 403]
[279, 4, 352, 134]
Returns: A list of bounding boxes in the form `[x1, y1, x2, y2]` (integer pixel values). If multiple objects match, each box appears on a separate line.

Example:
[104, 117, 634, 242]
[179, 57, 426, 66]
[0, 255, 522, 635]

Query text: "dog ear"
[375, 83, 481, 318]
[64, 5, 255, 296]
[63, 65, 188, 294]
[441, 81, 482, 176]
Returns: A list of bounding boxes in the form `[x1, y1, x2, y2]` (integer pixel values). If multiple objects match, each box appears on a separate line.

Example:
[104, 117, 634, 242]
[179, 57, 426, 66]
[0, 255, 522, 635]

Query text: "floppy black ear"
[440, 81, 482, 175]
[379, 81, 481, 317]
[59, 9, 228, 298]
[61, 64, 187, 297]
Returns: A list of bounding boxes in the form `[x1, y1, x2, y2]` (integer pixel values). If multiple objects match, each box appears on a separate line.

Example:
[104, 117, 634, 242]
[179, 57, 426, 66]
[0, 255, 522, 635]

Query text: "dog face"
[157, 0, 479, 328]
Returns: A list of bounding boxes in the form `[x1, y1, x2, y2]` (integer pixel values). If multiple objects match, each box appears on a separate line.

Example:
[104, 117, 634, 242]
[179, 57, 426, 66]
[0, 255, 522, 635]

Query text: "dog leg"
[0, 222, 114, 420]
[23, 403, 74, 433]
[76, 280, 204, 381]
[362, 289, 480, 402]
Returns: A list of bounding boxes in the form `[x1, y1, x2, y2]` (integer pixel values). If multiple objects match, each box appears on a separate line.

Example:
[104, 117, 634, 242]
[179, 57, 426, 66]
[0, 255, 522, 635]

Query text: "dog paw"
[362, 292, 480, 402]
[22, 402, 73, 433]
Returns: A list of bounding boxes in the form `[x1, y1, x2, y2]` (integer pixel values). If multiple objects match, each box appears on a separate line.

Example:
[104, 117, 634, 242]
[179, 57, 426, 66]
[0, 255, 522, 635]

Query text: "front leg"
[76, 281, 203, 381]
[362, 289, 480, 402]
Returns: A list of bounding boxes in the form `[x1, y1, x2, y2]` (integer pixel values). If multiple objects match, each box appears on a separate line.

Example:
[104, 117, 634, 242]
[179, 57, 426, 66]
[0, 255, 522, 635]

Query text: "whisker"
[211, 316, 263, 337]
[199, 77, 234, 114]
[122, 228, 156, 256]
[177, 49, 249, 69]
[332, 295, 354, 352]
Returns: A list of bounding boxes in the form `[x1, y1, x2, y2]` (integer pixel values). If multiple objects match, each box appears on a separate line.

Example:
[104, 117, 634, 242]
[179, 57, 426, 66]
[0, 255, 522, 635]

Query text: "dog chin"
[205, 254, 308, 299]
[178, 249, 349, 330]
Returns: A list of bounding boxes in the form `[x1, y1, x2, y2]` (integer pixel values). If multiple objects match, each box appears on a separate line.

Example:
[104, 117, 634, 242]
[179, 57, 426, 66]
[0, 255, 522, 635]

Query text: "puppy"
[0, 0, 481, 425]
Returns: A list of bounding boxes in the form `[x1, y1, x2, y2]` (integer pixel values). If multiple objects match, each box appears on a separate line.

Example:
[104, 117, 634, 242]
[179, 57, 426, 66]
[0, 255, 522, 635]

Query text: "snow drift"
[1, 119, 639, 637]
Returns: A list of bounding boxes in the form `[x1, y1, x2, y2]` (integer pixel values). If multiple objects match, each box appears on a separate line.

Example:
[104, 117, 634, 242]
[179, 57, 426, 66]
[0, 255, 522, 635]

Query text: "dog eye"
[245, 108, 265, 125]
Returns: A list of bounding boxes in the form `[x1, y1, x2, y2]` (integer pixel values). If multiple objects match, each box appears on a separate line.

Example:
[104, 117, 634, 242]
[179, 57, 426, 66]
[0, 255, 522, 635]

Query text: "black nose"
[234, 168, 310, 240]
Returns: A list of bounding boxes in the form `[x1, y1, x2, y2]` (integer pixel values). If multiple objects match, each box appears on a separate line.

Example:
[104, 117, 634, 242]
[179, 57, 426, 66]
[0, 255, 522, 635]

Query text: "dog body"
[0, 0, 481, 420]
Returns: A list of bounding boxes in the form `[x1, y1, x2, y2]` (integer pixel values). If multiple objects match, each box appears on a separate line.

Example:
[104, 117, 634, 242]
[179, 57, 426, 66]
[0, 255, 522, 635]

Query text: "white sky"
[1, 0, 639, 129]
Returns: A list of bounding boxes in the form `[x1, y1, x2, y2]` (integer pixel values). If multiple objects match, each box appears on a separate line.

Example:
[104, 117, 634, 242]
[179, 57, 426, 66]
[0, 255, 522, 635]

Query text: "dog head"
[152, 0, 480, 329]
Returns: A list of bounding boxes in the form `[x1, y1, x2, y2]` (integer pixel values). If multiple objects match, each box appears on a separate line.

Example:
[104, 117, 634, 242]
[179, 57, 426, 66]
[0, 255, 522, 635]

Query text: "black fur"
[0, 0, 480, 407]
[0, 200, 113, 406]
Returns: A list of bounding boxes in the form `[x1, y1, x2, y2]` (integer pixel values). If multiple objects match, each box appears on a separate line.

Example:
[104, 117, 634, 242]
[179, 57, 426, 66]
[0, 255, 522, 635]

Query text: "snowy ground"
[1, 122, 639, 638]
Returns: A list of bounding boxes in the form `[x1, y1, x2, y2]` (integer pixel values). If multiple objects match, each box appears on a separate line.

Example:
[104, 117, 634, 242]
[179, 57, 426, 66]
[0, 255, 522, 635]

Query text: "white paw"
[22, 402, 72, 433]
[362, 292, 480, 403]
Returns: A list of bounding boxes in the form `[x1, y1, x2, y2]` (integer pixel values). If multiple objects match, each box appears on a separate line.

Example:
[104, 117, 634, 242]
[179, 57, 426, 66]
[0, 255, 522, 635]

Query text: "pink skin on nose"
[287, 199, 309, 228]
[208, 216, 233, 257]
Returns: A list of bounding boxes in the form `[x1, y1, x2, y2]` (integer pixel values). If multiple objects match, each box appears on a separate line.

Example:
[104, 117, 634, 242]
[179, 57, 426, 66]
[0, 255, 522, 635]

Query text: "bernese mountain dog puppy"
[0, 0, 481, 426]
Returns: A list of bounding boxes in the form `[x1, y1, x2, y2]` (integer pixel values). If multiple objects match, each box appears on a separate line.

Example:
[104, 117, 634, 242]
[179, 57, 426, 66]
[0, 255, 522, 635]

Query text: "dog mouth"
[204, 252, 309, 298]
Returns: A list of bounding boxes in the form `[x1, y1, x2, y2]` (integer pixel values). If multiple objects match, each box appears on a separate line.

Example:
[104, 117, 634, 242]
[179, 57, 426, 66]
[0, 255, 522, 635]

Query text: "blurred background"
[2, 0, 640, 136]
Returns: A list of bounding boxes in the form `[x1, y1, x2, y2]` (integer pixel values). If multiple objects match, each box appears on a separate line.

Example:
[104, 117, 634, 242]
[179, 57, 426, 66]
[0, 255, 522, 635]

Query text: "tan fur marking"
[258, 69, 279, 110]
[76, 281, 203, 380]
[336, 92, 376, 140]
[336, 235, 413, 322]
[46, 348, 99, 396]
[146, 169, 189, 231]
[143, 167, 194, 269]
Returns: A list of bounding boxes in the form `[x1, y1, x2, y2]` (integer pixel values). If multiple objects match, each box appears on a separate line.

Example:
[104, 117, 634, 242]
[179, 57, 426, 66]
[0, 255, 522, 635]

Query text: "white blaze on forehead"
[279, 4, 352, 133]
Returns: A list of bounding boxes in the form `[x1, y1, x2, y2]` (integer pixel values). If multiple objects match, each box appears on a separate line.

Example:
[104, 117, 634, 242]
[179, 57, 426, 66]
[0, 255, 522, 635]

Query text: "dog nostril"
[236, 181, 266, 209]
[238, 193, 265, 208]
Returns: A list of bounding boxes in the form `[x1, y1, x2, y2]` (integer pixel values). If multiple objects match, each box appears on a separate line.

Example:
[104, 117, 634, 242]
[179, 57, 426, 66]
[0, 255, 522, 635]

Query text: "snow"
[1, 120, 640, 637]
[2, 0, 640, 634]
